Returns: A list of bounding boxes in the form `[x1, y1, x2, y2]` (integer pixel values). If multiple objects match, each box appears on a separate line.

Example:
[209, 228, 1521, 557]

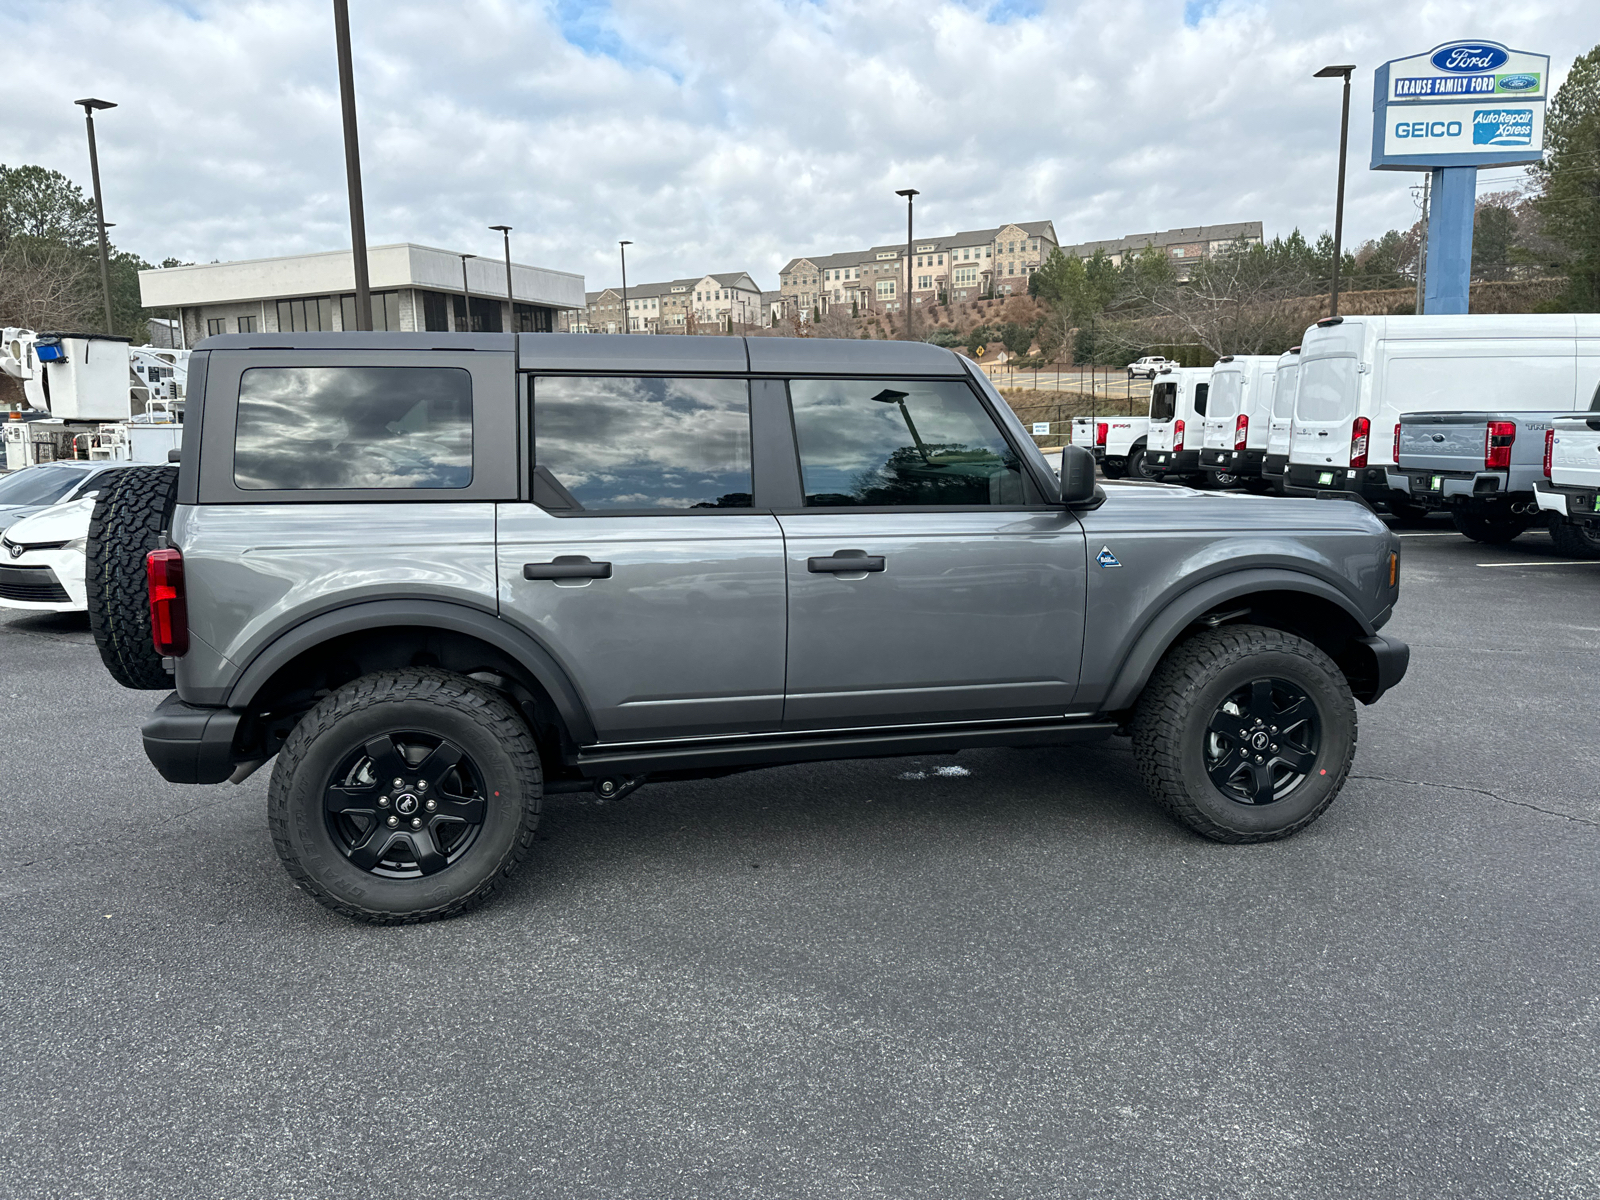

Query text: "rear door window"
[533, 376, 752, 511]
[1272, 365, 1299, 418]
[234, 366, 472, 490]
[1150, 382, 1177, 422]
[788, 378, 1027, 506]
[1207, 372, 1241, 419]
[1296, 357, 1359, 423]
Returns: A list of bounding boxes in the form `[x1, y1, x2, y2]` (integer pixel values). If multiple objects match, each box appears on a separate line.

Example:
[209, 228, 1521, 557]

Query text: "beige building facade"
[566, 271, 764, 334]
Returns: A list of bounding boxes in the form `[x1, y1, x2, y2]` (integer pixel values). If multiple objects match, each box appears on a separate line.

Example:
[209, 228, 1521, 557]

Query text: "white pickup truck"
[1072, 415, 1153, 478]
[1533, 404, 1600, 557]
[1125, 356, 1170, 380]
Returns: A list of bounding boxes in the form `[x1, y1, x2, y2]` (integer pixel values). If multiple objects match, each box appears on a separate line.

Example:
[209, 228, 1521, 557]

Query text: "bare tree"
[0, 238, 99, 331]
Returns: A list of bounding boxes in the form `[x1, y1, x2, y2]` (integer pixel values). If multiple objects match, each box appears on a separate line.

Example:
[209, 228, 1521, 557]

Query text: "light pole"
[458, 253, 476, 332]
[489, 225, 514, 330]
[73, 98, 117, 334]
[618, 240, 632, 333]
[1315, 64, 1356, 318]
[331, 0, 373, 330]
[896, 188, 918, 340]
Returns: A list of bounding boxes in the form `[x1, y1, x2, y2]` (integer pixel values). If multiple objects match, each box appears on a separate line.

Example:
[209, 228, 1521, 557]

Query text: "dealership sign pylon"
[1371, 40, 1549, 314]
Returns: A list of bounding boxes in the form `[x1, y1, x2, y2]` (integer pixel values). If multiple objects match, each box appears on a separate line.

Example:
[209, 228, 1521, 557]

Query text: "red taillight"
[1234, 413, 1248, 450]
[1485, 420, 1515, 470]
[1174, 418, 1185, 452]
[146, 548, 188, 657]
[1544, 428, 1554, 478]
[1392, 422, 1402, 464]
[1349, 416, 1370, 469]
[1095, 422, 1108, 446]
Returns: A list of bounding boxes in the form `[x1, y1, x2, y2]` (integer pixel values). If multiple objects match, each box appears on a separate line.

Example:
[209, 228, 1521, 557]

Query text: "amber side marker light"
[1390, 551, 1399, 588]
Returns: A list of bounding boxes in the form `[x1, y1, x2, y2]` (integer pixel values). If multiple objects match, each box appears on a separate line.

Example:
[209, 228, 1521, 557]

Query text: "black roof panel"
[517, 334, 747, 372]
[745, 336, 963, 375]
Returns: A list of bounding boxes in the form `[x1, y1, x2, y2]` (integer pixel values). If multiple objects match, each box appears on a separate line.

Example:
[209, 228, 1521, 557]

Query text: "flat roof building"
[138, 243, 586, 346]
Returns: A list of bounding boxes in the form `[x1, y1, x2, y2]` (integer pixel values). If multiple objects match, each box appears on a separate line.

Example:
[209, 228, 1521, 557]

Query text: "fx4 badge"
[1096, 546, 1122, 568]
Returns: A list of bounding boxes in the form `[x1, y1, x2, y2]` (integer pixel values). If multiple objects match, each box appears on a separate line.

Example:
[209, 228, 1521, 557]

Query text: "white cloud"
[2, 0, 1595, 290]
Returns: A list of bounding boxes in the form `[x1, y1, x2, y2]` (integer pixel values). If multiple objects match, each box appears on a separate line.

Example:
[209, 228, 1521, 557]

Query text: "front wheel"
[268, 669, 543, 923]
[1131, 625, 1357, 843]
[1451, 510, 1528, 544]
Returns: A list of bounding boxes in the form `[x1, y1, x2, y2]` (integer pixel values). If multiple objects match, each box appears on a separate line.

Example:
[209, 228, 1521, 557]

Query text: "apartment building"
[567, 272, 764, 334]
[1061, 222, 1264, 281]
[779, 220, 1059, 318]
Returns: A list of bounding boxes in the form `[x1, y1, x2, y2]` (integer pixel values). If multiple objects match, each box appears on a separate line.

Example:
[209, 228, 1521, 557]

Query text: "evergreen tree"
[1533, 43, 1600, 309]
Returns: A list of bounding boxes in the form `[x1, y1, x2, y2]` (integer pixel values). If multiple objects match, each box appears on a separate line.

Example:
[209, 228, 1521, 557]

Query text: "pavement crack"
[1351, 773, 1600, 828]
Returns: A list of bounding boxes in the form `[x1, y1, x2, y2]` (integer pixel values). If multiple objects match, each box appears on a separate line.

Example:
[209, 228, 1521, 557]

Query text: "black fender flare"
[224, 598, 597, 744]
[1098, 568, 1377, 713]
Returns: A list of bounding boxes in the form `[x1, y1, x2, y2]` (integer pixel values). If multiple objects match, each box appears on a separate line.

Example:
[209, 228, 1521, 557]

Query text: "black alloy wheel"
[1203, 678, 1320, 806]
[324, 732, 488, 877]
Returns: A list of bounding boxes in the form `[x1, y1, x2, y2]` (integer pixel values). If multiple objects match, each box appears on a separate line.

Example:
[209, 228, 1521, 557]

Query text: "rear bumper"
[142, 693, 243, 785]
[1348, 634, 1410, 705]
[1285, 463, 1397, 505]
[1148, 449, 1201, 475]
[1534, 480, 1600, 525]
[1388, 468, 1520, 510]
[1262, 453, 1289, 480]
[1200, 448, 1265, 475]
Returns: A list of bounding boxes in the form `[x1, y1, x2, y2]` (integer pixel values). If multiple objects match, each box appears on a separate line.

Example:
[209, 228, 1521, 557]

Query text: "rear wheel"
[85, 464, 179, 690]
[1101, 458, 1127, 480]
[1451, 510, 1528, 544]
[1129, 446, 1157, 480]
[1210, 469, 1240, 489]
[1547, 516, 1600, 559]
[268, 669, 543, 923]
[1386, 496, 1431, 527]
[1131, 625, 1356, 843]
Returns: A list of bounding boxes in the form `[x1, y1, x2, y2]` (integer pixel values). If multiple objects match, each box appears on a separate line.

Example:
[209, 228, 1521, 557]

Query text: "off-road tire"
[1385, 496, 1431, 528]
[268, 669, 543, 924]
[1131, 625, 1357, 844]
[85, 464, 179, 690]
[1451, 510, 1528, 544]
[1547, 515, 1600, 559]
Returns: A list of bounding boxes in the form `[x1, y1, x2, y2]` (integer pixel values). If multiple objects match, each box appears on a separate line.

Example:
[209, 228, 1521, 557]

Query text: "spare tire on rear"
[86, 464, 179, 690]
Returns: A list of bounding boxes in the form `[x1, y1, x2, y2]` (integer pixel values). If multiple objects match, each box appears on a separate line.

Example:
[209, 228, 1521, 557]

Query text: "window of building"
[238, 314, 258, 334]
[207, 318, 226, 336]
[533, 376, 752, 511]
[339, 291, 402, 332]
[452, 295, 503, 333]
[275, 296, 334, 333]
[876, 280, 896, 299]
[234, 366, 473, 491]
[788, 379, 1025, 507]
[421, 291, 452, 332]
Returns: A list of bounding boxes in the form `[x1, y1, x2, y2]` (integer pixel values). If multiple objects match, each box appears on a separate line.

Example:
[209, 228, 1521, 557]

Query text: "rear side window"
[534, 376, 752, 511]
[233, 367, 472, 490]
[1193, 382, 1208, 416]
[1272, 365, 1299, 418]
[789, 378, 1026, 506]
[1296, 357, 1359, 423]
[1150, 381, 1177, 422]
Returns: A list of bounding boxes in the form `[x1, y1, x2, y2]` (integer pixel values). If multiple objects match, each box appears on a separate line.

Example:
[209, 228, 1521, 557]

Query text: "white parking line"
[1476, 560, 1600, 568]
[1397, 532, 1462, 537]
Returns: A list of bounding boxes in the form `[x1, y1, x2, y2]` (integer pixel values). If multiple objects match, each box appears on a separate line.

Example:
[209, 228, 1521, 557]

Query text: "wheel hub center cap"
[1249, 731, 1271, 752]
[394, 793, 420, 816]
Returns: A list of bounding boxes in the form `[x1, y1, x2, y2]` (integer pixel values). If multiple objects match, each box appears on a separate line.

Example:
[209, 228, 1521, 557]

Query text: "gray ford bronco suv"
[86, 333, 1408, 923]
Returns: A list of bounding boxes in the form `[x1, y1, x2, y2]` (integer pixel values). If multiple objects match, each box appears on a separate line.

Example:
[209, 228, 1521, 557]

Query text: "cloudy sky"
[3, 0, 1597, 291]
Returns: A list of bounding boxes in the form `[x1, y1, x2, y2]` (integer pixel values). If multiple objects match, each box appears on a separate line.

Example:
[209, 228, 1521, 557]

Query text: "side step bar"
[572, 719, 1119, 778]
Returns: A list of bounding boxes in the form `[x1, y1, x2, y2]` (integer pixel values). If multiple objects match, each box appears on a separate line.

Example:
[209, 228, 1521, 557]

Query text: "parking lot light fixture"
[331, 0, 373, 331]
[489, 225, 514, 325]
[74, 98, 117, 334]
[619, 241, 633, 334]
[896, 189, 918, 340]
[1314, 64, 1357, 318]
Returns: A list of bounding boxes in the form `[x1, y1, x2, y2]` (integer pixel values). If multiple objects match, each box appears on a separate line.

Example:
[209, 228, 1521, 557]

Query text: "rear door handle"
[524, 556, 613, 580]
[808, 553, 885, 573]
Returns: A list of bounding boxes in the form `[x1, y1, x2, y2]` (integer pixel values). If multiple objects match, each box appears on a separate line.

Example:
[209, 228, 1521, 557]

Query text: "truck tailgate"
[1552, 415, 1600, 489]
[1397, 414, 1490, 472]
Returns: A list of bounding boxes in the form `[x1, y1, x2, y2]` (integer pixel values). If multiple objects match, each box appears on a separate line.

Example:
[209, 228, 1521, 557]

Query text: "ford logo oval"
[1497, 73, 1538, 91]
[1431, 44, 1510, 73]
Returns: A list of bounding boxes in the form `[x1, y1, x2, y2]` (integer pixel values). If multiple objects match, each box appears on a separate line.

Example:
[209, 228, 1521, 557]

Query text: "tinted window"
[1272, 364, 1299, 418]
[1193, 382, 1208, 416]
[1297, 357, 1359, 423]
[1150, 381, 1177, 422]
[234, 367, 473, 490]
[534, 376, 752, 511]
[0, 464, 84, 507]
[789, 378, 1026, 507]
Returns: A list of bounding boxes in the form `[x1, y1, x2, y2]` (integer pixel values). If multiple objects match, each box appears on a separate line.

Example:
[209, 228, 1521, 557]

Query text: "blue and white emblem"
[1096, 546, 1122, 568]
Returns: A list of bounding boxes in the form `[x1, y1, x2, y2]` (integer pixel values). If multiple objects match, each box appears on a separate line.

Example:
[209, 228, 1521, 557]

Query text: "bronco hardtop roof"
[194, 332, 966, 377]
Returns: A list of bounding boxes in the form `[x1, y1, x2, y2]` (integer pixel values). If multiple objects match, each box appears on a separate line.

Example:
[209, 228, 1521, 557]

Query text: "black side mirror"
[1059, 445, 1098, 506]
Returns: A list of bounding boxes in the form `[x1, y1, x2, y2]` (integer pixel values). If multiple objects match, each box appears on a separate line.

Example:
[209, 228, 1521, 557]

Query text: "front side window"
[234, 367, 472, 490]
[789, 379, 1025, 507]
[535, 376, 752, 511]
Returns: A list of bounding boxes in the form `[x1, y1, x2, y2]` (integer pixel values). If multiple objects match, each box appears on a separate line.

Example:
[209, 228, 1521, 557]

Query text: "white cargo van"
[1261, 347, 1301, 493]
[1288, 314, 1600, 508]
[1146, 367, 1212, 482]
[1198, 355, 1276, 485]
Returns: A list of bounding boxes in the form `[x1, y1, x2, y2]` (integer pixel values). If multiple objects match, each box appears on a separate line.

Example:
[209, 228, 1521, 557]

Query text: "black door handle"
[524, 556, 612, 580]
[808, 553, 885, 574]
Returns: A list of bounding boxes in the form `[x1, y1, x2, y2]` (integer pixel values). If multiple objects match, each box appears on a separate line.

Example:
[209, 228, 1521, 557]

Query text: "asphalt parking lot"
[2, 522, 1596, 1199]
